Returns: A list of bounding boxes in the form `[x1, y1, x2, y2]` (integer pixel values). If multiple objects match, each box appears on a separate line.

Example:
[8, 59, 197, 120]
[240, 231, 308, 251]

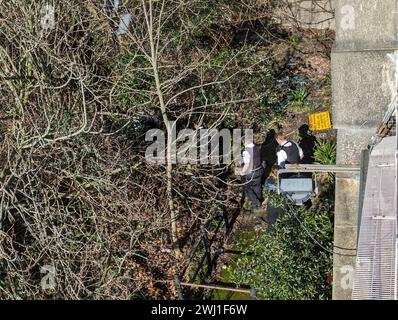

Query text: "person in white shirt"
[274, 132, 304, 169]
[240, 141, 264, 210]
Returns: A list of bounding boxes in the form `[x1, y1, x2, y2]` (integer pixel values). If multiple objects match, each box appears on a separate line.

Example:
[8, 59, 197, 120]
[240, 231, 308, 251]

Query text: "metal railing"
[173, 200, 257, 300]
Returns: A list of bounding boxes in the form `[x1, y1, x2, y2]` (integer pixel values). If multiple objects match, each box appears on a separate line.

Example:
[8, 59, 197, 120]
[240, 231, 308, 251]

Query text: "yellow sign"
[308, 111, 332, 131]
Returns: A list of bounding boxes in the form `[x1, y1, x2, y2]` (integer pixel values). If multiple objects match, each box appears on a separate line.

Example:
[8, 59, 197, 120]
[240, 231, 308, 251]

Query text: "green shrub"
[314, 140, 336, 165]
[314, 140, 337, 182]
[289, 87, 308, 103]
[227, 197, 333, 300]
[291, 35, 300, 45]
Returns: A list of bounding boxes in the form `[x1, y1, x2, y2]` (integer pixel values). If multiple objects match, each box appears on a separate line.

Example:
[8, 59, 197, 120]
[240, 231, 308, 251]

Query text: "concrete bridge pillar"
[332, 0, 398, 299]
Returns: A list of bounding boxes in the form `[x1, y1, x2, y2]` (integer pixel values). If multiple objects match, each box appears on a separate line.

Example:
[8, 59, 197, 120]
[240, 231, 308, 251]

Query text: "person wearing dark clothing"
[274, 132, 304, 169]
[240, 142, 264, 210]
[274, 132, 304, 179]
[298, 124, 317, 164]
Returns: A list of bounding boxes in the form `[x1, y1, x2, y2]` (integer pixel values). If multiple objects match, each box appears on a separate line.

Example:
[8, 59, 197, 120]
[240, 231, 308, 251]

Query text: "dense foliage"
[228, 194, 334, 300]
[314, 140, 337, 165]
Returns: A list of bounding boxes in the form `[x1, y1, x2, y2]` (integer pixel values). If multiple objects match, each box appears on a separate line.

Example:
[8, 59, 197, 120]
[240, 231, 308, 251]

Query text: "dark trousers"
[242, 167, 264, 209]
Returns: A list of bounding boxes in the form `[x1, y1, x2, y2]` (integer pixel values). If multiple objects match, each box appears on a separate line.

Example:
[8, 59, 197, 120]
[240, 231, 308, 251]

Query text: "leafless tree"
[0, 0, 313, 299]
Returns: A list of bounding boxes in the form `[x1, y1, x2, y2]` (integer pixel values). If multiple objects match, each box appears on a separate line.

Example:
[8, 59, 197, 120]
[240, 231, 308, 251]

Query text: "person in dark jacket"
[240, 141, 264, 210]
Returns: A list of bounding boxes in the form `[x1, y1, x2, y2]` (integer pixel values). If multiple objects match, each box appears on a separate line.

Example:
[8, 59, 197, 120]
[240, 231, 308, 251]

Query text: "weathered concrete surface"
[334, 0, 398, 51]
[332, 0, 398, 299]
[332, 52, 397, 129]
[334, 128, 374, 164]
